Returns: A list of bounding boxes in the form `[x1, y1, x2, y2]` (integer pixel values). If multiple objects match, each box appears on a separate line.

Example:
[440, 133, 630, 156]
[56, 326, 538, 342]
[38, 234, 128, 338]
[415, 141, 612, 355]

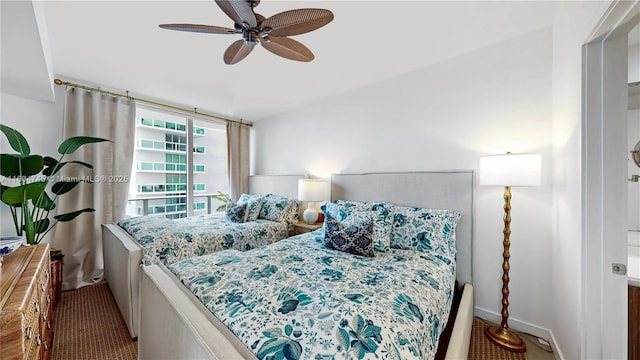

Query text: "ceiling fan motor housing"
[243, 30, 261, 45]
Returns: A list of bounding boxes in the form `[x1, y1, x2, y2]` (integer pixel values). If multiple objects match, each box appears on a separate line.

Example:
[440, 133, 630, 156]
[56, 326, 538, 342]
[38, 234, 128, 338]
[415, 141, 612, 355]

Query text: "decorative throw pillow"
[323, 212, 375, 257]
[237, 193, 264, 222]
[389, 204, 461, 257]
[322, 200, 392, 252]
[225, 200, 247, 223]
[258, 194, 301, 227]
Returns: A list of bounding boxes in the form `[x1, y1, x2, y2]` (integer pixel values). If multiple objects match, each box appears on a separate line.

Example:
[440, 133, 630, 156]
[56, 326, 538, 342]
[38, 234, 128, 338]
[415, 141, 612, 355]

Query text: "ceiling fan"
[159, 0, 334, 65]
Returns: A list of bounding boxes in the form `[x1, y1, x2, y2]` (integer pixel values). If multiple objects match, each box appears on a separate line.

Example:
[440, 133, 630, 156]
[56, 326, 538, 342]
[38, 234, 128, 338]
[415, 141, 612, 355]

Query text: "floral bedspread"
[117, 213, 289, 266]
[168, 229, 456, 360]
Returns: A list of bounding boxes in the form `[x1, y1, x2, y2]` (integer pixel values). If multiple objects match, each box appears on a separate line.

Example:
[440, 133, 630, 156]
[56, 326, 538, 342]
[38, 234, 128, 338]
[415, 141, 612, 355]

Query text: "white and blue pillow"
[322, 200, 392, 252]
[225, 200, 247, 223]
[389, 205, 461, 258]
[323, 212, 375, 257]
[237, 193, 264, 222]
[258, 194, 301, 227]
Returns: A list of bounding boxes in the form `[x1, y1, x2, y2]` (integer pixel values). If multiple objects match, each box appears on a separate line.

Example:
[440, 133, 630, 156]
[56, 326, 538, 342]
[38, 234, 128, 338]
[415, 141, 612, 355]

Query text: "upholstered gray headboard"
[331, 171, 475, 286]
[248, 175, 305, 199]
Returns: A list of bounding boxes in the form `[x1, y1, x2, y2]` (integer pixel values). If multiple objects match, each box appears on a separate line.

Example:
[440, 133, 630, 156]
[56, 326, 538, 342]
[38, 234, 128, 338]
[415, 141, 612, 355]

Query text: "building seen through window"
[126, 107, 229, 219]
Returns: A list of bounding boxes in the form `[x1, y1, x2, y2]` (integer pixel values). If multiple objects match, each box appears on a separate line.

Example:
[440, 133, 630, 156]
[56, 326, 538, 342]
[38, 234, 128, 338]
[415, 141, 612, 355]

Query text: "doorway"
[582, 1, 639, 358]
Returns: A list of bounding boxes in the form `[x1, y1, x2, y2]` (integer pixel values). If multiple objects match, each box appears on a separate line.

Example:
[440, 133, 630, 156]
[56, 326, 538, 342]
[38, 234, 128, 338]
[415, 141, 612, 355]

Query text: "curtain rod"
[53, 79, 252, 127]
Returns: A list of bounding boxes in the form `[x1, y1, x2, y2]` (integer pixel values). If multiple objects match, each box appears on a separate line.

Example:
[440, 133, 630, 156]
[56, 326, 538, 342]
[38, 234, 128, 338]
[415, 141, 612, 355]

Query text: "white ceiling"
[5, 1, 564, 122]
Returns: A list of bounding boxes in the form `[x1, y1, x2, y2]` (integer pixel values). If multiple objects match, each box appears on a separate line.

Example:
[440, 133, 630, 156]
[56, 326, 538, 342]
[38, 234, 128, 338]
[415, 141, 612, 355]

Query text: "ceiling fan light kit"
[159, 0, 334, 64]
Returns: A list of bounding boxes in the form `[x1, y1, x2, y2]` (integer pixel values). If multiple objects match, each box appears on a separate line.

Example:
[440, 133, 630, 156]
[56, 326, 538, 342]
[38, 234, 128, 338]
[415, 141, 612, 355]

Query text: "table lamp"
[298, 179, 325, 224]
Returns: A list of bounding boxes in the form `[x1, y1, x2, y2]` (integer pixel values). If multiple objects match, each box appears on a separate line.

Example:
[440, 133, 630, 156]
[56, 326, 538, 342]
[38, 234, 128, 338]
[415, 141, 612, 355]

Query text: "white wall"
[0, 90, 64, 243]
[550, 1, 615, 359]
[253, 28, 555, 337]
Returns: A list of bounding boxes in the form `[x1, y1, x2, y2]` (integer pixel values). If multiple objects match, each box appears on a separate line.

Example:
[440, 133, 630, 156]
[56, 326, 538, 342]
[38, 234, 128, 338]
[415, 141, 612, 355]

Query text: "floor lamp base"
[484, 325, 527, 353]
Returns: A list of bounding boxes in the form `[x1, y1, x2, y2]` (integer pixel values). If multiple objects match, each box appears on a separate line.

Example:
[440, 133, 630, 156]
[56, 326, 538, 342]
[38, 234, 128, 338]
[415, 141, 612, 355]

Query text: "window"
[126, 107, 229, 219]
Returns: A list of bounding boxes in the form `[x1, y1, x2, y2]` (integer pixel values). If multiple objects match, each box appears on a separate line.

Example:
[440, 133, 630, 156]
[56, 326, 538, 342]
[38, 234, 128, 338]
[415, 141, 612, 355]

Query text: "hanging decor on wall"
[632, 140, 640, 168]
[159, 0, 334, 64]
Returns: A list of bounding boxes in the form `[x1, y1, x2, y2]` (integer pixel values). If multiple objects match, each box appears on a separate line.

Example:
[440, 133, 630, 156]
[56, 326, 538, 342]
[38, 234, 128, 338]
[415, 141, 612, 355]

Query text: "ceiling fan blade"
[159, 24, 238, 35]
[262, 9, 333, 37]
[224, 39, 254, 64]
[261, 36, 314, 62]
[215, 0, 257, 28]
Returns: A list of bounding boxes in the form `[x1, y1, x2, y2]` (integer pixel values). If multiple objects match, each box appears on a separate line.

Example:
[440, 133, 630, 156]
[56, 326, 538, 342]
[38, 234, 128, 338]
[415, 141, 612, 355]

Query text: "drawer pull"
[34, 300, 40, 313]
[41, 282, 46, 292]
[47, 294, 51, 304]
[47, 320, 52, 329]
[42, 312, 47, 322]
[36, 335, 41, 346]
[25, 326, 32, 339]
[44, 341, 49, 351]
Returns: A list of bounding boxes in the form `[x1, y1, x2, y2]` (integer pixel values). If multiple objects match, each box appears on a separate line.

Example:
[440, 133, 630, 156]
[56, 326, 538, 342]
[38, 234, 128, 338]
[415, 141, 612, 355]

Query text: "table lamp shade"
[298, 179, 325, 202]
[479, 153, 541, 187]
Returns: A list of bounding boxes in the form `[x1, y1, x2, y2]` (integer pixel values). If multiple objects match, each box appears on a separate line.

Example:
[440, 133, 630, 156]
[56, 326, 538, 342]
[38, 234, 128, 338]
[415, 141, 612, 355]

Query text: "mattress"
[168, 229, 457, 359]
[105, 212, 290, 338]
[118, 212, 289, 266]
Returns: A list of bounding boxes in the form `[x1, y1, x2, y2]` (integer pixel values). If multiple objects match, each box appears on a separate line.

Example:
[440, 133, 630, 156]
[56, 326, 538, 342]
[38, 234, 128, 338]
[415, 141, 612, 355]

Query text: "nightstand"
[292, 222, 323, 235]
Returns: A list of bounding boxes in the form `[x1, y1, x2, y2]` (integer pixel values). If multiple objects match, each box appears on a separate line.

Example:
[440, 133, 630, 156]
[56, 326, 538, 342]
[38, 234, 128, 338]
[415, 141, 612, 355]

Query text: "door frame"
[582, 1, 639, 358]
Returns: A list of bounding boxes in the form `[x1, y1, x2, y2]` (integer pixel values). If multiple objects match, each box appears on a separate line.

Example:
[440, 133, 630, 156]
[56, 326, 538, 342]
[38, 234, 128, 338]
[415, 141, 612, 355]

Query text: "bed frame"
[102, 174, 305, 338]
[138, 171, 476, 359]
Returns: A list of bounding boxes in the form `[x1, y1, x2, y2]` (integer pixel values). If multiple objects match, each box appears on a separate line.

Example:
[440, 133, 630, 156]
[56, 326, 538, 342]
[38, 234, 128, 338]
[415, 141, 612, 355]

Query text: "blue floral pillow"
[238, 193, 264, 222]
[258, 194, 300, 227]
[225, 200, 247, 223]
[324, 212, 375, 257]
[389, 205, 461, 258]
[322, 200, 392, 252]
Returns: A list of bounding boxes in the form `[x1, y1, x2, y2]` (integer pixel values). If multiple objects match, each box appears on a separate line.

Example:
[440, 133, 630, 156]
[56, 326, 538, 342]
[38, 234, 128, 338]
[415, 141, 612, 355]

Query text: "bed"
[138, 171, 476, 359]
[102, 174, 305, 338]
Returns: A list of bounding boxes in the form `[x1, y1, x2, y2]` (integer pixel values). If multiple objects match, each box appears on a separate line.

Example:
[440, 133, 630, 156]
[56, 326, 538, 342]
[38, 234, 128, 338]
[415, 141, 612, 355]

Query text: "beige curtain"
[227, 122, 250, 201]
[53, 88, 135, 290]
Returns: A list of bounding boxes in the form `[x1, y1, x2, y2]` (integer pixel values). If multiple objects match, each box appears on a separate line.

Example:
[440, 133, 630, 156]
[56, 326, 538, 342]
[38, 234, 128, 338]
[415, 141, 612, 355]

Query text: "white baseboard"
[474, 306, 564, 360]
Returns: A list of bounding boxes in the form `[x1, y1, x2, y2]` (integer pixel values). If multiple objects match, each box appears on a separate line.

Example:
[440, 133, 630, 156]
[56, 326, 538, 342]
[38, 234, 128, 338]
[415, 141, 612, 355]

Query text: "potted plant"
[0, 124, 109, 245]
[211, 191, 230, 212]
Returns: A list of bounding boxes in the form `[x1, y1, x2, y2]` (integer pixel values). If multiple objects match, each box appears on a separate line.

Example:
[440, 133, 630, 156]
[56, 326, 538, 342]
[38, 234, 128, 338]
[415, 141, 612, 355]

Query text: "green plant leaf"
[0, 154, 44, 177]
[0, 124, 30, 155]
[0, 185, 20, 206]
[54, 208, 95, 222]
[0, 154, 21, 177]
[1, 181, 46, 204]
[51, 180, 81, 195]
[21, 155, 44, 176]
[33, 218, 50, 234]
[33, 192, 56, 211]
[58, 136, 109, 155]
[43, 158, 93, 176]
[42, 156, 59, 176]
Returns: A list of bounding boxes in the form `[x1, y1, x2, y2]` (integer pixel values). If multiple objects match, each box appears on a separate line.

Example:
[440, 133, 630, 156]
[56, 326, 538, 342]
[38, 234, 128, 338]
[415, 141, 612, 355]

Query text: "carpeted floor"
[52, 281, 137, 360]
[52, 281, 556, 360]
[468, 318, 556, 360]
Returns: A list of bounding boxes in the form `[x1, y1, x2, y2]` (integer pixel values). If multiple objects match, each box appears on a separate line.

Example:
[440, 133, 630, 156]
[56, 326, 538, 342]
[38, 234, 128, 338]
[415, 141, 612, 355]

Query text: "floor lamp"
[479, 152, 541, 353]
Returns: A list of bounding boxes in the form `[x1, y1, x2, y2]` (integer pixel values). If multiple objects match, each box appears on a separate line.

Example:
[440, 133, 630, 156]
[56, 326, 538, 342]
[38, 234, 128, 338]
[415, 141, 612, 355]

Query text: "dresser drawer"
[0, 244, 52, 360]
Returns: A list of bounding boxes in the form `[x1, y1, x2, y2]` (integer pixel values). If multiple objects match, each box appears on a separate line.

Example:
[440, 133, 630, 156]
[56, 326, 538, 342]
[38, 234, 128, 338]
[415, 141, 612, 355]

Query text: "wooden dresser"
[0, 244, 53, 360]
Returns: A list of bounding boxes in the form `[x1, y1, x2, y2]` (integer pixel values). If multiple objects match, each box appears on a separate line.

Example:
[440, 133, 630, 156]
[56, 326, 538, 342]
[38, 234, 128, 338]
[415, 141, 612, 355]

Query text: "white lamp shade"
[479, 153, 541, 187]
[298, 179, 325, 201]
